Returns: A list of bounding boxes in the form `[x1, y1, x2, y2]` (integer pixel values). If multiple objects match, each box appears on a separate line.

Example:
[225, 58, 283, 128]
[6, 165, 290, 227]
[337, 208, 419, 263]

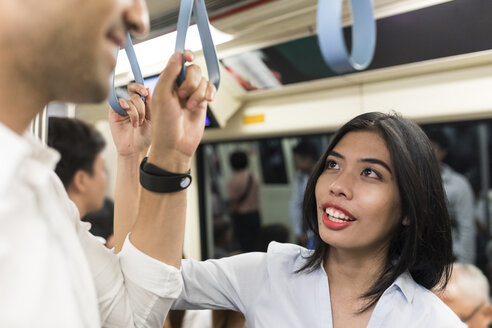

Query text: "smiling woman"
[166, 112, 464, 328]
[302, 112, 454, 316]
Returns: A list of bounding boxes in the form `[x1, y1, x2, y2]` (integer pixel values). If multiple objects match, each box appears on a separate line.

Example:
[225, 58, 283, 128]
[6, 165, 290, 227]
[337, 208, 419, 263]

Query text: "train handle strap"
[317, 0, 376, 74]
[108, 0, 220, 116]
[108, 33, 145, 116]
[175, 0, 220, 90]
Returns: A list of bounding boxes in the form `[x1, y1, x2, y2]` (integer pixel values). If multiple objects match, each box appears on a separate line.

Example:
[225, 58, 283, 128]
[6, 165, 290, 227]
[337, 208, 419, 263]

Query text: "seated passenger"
[116, 112, 464, 327]
[437, 263, 492, 328]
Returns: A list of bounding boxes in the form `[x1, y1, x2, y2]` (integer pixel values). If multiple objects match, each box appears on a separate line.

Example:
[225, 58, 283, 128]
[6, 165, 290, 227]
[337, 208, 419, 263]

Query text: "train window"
[198, 134, 330, 260]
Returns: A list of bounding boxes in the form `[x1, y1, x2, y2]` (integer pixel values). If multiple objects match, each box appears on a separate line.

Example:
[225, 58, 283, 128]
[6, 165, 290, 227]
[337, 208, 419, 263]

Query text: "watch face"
[180, 177, 191, 188]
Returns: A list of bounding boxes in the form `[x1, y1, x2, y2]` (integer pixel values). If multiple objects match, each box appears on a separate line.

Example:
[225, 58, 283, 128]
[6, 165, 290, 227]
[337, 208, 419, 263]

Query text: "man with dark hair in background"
[289, 140, 318, 247]
[427, 129, 476, 264]
[48, 117, 107, 219]
[48, 117, 114, 245]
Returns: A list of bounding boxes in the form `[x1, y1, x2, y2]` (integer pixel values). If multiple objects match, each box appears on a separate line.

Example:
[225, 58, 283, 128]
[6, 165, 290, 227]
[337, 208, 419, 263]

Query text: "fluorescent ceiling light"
[115, 25, 233, 75]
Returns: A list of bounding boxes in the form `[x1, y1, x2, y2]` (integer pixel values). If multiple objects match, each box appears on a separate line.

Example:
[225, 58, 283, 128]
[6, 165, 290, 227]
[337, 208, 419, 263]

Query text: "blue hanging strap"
[175, 0, 221, 90]
[108, 33, 146, 116]
[109, 0, 220, 116]
[317, 0, 376, 74]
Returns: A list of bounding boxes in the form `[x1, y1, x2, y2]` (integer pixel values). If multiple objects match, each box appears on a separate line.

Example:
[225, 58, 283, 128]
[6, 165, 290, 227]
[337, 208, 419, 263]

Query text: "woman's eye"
[326, 160, 339, 170]
[362, 168, 379, 178]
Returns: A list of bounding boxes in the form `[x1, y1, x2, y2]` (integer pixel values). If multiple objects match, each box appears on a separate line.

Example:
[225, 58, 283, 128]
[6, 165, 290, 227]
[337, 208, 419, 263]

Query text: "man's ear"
[482, 304, 492, 322]
[71, 170, 88, 193]
[402, 216, 410, 226]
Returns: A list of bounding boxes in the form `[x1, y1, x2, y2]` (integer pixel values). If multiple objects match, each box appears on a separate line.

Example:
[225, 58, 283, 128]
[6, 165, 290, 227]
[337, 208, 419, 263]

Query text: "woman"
[168, 112, 464, 327]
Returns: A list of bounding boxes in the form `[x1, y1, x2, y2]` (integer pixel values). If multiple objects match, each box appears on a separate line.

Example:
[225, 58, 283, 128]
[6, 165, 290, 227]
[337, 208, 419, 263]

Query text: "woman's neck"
[324, 246, 388, 296]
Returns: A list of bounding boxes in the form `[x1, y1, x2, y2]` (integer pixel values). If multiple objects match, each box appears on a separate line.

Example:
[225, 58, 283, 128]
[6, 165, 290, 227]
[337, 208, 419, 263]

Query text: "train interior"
[39, 0, 492, 293]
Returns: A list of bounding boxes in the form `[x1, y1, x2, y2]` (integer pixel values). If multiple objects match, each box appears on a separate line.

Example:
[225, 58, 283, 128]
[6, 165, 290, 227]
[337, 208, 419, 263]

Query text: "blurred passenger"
[474, 191, 492, 283]
[427, 130, 476, 264]
[289, 140, 318, 247]
[83, 198, 115, 247]
[214, 219, 234, 259]
[156, 112, 463, 327]
[256, 224, 290, 252]
[212, 310, 246, 328]
[48, 117, 113, 245]
[227, 151, 261, 252]
[437, 263, 492, 327]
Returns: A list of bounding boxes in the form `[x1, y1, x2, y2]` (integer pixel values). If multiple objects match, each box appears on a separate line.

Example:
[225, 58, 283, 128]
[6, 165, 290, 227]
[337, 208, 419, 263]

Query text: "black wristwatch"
[139, 157, 192, 193]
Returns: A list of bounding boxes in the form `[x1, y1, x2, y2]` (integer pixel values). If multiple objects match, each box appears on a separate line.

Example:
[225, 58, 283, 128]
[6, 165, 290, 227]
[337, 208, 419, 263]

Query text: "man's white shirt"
[0, 123, 183, 327]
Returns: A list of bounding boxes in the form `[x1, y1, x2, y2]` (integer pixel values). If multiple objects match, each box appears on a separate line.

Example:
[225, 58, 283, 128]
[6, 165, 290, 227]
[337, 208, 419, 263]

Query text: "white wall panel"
[362, 65, 492, 122]
[204, 85, 363, 141]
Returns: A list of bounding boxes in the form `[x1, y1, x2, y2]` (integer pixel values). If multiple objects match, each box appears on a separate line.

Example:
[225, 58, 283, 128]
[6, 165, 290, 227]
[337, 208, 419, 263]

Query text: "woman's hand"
[109, 83, 152, 159]
[147, 51, 216, 172]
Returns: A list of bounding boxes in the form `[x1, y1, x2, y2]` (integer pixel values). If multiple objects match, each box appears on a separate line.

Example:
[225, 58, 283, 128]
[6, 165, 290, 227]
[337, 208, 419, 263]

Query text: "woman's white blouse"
[173, 242, 465, 328]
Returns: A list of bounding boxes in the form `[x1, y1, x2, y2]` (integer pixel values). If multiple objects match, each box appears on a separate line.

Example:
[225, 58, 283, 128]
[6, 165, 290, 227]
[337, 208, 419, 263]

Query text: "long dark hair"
[299, 112, 453, 311]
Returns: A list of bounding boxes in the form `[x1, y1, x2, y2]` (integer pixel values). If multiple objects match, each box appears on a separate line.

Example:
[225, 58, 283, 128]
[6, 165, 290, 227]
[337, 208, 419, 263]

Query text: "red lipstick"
[321, 202, 356, 230]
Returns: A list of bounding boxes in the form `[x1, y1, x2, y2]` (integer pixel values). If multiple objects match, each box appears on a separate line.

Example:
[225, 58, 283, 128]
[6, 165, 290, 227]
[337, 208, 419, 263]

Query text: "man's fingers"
[178, 65, 202, 100]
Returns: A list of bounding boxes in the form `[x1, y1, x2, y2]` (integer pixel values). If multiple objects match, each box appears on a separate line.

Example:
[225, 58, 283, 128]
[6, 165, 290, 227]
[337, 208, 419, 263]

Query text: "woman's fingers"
[187, 77, 209, 111]
[119, 98, 139, 127]
[128, 83, 148, 97]
[130, 93, 146, 126]
[178, 64, 202, 100]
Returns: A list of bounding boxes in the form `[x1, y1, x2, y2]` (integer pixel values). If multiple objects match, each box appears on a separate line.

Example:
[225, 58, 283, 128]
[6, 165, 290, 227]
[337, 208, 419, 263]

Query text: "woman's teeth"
[325, 207, 355, 222]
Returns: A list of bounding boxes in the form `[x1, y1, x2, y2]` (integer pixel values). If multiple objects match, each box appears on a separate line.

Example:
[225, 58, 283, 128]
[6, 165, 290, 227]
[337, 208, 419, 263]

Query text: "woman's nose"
[329, 173, 353, 199]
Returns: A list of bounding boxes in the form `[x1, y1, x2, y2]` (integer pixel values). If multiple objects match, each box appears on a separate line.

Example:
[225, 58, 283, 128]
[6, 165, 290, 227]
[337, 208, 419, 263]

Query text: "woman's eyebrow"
[328, 150, 344, 159]
[360, 158, 392, 175]
[329, 150, 393, 175]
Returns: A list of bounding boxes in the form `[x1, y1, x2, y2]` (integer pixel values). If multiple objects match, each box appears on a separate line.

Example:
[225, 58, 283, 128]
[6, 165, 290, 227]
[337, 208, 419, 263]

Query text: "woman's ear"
[402, 216, 410, 226]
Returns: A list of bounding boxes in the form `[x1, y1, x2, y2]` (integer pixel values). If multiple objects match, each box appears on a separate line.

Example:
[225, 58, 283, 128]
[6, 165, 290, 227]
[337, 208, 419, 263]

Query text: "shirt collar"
[22, 132, 60, 169]
[390, 271, 416, 303]
[309, 257, 417, 304]
[0, 122, 60, 196]
[0, 123, 30, 196]
[292, 246, 314, 272]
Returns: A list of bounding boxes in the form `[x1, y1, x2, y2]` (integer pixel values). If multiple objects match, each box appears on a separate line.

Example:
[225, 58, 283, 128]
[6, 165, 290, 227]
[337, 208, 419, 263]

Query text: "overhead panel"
[220, 0, 488, 92]
[144, 0, 255, 40]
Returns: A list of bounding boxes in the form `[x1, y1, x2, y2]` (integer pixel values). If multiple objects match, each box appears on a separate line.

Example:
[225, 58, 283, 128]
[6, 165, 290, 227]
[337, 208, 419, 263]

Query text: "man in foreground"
[0, 0, 215, 326]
